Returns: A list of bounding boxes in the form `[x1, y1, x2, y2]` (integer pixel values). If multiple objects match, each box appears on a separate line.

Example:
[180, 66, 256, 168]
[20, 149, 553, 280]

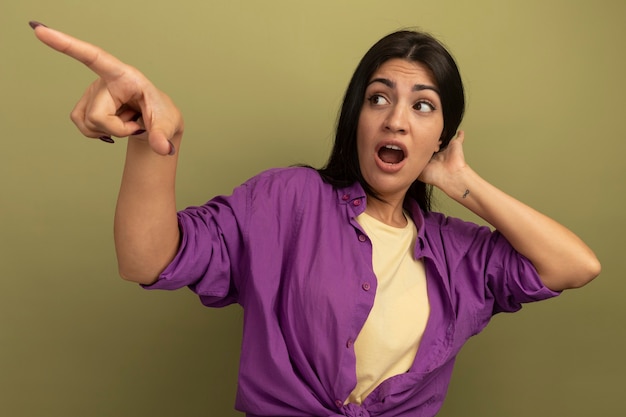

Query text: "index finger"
[30, 22, 126, 81]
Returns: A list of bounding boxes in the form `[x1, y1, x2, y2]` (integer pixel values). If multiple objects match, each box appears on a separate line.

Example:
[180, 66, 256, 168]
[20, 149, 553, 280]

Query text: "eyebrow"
[367, 78, 440, 95]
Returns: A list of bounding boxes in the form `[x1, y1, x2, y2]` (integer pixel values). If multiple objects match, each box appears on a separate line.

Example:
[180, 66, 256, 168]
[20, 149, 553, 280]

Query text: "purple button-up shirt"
[147, 167, 559, 416]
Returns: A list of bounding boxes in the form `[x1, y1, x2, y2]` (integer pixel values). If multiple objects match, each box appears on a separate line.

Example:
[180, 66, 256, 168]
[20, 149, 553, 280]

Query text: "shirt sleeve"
[482, 229, 561, 313]
[435, 215, 561, 333]
[142, 185, 249, 308]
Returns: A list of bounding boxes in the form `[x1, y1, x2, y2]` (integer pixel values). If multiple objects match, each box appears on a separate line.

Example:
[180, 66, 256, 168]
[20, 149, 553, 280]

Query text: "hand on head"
[418, 130, 468, 188]
[29, 21, 182, 156]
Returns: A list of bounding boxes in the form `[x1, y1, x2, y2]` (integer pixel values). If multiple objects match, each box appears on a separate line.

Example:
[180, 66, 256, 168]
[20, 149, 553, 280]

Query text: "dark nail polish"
[29, 21, 47, 30]
[168, 140, 176, 156]
[131, 129, 146, 136]
[99, 136, 115, 144]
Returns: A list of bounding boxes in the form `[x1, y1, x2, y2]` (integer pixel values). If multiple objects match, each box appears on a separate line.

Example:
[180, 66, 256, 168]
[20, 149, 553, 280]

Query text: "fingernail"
[99, 136, 115, 144]
[167, 140, 176, 156]
[131, 129, 146, 136]
[29, 21, 47, 29]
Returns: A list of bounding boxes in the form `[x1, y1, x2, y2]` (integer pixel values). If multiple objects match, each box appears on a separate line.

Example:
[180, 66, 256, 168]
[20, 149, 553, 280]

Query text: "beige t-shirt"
[347, 212, 430, 404]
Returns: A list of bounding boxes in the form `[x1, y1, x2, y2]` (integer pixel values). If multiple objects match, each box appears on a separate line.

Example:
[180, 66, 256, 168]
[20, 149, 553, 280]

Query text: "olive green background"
[1, 1, 624, 416]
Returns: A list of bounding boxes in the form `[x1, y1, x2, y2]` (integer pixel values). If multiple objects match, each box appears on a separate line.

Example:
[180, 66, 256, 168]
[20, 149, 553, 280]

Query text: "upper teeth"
[384, 145, 401, 151]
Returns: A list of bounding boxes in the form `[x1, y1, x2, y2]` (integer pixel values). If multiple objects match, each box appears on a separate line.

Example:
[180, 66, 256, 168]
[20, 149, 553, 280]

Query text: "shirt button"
[362, 282, 371, 291]
[346, 338, 354, 348]
[335, 399, 343, 408]
[352, 199, 361, 206]
[342, 194, 350, 201]
[358, 234, 367, 242]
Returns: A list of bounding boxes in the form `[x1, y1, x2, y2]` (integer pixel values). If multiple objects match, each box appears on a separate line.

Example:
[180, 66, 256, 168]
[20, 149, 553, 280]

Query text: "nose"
[384, 104, 408, 134]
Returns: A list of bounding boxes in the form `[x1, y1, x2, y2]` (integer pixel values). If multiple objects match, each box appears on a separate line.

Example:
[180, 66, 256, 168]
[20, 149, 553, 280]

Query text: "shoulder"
[424, 211, 489, 234]
[246, 166, 322, 186]
[242, 166, 326, 195]
[422, 210, 495, 252]
[240, 166, 332, 207]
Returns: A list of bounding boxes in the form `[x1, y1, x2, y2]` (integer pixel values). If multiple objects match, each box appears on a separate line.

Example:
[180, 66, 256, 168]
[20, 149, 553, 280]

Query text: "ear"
[434, 138, 443, 153]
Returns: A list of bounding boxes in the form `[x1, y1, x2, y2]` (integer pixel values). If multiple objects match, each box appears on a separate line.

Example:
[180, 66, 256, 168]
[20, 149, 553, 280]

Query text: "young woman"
[31, 22, 600, 417]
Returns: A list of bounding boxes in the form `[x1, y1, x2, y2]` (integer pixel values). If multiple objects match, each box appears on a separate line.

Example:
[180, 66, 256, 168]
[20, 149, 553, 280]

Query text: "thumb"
[147, 128, 177, 156]
[138, 87, 183, 156]
[140, 108, 179, 156]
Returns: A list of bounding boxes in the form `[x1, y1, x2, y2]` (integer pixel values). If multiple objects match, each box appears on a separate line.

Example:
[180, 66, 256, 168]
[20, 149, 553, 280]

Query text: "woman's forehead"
[369, 58, 437, 87]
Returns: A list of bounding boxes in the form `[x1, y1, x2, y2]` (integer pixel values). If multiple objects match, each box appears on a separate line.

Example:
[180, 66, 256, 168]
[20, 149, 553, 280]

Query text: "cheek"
[357, 108, 378, 135]
[429, 121, 445, 152]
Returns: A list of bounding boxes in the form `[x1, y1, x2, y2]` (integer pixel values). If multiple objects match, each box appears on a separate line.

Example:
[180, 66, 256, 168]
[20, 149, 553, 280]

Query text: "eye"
[367, 94, 389, 106]
[413, 100, 436, 113]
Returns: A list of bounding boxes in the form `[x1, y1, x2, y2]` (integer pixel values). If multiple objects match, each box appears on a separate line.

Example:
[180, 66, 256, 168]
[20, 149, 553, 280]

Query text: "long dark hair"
[317, 30, 465, 211]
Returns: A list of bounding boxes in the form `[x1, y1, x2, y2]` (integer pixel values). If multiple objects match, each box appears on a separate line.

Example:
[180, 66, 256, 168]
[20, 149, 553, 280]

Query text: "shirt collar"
[336, 182, 368, 216]
[403, 198, 427, 252]
[336, 181, 427, 248]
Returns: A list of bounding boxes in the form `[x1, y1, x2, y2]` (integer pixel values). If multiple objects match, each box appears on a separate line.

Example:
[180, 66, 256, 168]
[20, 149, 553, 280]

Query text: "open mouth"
[378, 144, 405, 164]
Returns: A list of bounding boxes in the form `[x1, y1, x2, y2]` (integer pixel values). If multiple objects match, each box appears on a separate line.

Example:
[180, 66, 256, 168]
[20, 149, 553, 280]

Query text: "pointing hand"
[30, 22, 183, 156]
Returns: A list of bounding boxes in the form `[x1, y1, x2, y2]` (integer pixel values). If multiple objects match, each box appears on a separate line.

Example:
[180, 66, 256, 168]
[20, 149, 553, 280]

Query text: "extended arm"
[31, 23, 183, 284]
[420, 131, 601, 291]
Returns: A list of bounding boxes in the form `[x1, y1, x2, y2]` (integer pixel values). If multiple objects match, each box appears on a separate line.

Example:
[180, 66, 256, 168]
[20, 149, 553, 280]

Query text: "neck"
[365, 195, 407, 227]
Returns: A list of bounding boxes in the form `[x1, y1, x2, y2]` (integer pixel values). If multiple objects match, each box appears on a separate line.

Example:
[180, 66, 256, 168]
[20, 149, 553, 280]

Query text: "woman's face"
[357, 58, 444, 202]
